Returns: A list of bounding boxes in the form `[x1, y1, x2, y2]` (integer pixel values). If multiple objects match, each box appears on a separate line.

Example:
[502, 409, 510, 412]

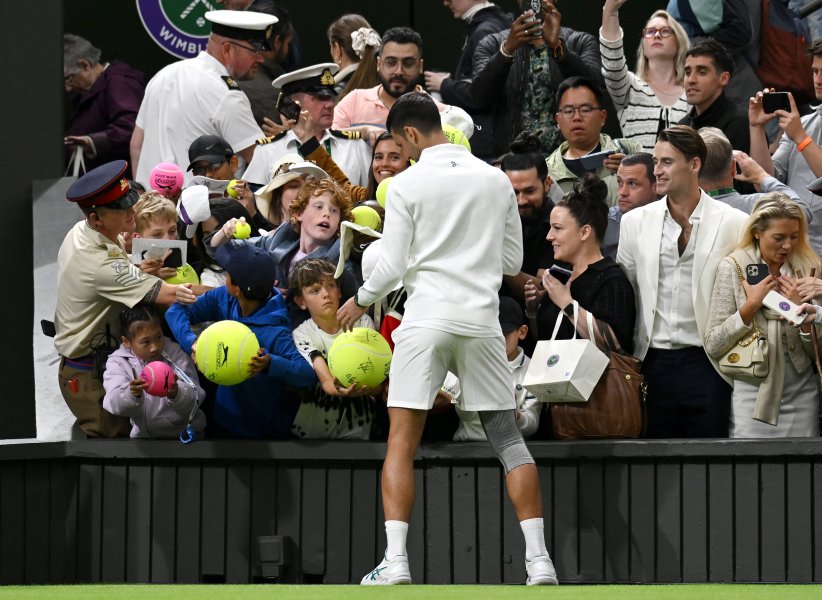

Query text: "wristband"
[798, 136, 813, 152]
[353, 291, 368, 309]
[499, 41, 514, 59]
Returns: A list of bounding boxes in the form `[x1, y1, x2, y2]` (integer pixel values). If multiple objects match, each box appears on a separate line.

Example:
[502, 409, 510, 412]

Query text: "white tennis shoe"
[525, 554, 558, 585]
[360, 554, 412, 585]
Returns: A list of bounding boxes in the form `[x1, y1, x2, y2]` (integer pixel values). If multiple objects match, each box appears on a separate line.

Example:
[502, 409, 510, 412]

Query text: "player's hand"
[337, 296, 367, 332]
[248, 348, 270, 377]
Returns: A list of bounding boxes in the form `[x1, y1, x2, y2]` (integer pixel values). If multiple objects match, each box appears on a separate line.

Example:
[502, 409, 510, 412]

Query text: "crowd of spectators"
[55, 0, 822, 443]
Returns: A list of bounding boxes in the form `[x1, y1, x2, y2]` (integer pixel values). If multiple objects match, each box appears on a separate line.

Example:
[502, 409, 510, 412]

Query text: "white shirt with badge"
[243, 129, 372, 188]
[135, 51, 263, 186]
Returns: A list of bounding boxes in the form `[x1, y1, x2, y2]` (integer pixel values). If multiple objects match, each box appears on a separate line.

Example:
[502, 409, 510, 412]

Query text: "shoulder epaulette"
[256, 131, 288, 145]
[221, 75, 240, 90]
[330, 128, 361, 140]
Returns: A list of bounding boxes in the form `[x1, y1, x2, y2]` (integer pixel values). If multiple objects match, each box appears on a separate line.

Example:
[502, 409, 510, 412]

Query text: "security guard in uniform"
[243, 63, 372, 188]
[54, 160, 197, 437]
[130, 10, 278, 187]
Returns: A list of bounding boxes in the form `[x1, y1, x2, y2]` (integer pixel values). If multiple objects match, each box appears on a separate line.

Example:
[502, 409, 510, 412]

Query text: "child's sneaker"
[360, 554, 412, 585]
[525, 554, 558, 586]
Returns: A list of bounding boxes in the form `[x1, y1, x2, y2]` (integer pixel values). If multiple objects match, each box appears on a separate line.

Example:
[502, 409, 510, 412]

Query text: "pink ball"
[149, 162, 184, 199]
[140, 361, 176, 397]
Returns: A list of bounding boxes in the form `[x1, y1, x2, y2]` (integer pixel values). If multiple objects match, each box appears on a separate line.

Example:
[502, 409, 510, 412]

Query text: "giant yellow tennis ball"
[442, 124, 471, 152]
[195, 320, 260, 386]
[165, 263, 200, 285]
[351, 205, 382, 231]
[226, 179, 241, 199]
[328, 327, 392, 388]
[375, 177, 392, 209]
[233, 220, 251, 239]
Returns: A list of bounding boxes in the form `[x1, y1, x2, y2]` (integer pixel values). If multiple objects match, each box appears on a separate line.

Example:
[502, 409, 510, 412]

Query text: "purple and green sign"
[136, 0, 213, 59]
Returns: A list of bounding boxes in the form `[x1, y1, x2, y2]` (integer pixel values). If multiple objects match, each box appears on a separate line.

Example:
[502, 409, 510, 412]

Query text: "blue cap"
[215, 241, 277, 291]
[66, 160, 138, 210]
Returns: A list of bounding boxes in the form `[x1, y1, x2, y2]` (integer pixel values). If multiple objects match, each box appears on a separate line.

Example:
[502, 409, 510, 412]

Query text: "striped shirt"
[599, 28, 689, 152]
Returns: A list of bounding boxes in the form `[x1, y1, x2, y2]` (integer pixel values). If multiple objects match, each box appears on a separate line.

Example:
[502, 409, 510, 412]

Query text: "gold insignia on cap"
[120, 178, 128, 191]
[320, 69, 335, 86]
[265, 26, 272, 39]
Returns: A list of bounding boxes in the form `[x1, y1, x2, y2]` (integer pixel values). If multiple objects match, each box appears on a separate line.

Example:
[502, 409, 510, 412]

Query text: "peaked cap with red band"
[66, 160, 139, 210]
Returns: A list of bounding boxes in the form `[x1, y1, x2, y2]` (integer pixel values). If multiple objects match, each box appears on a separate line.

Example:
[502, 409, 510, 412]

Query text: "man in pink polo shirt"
[333, 26, 465, 134]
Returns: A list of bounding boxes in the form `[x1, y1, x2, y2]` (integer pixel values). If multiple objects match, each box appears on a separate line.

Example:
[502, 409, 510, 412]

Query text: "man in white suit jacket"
[618, 125, 748, 438]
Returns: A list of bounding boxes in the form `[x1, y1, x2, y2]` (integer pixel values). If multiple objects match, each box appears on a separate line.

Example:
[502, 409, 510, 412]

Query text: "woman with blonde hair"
[327, 14, 380, 99]
[600, 2, 690, 152]
[705, 193, 822, 438]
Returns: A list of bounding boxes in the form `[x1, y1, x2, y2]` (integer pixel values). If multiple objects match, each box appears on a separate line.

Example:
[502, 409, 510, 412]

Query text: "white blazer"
[617, 191, 748, 376]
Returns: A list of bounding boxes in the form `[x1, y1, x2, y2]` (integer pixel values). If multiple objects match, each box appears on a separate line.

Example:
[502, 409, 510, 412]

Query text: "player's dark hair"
[386, 92, 440, 136]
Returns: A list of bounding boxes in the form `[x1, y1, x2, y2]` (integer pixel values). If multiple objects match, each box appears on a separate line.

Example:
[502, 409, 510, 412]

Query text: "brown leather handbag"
[550, 326, 647, 440]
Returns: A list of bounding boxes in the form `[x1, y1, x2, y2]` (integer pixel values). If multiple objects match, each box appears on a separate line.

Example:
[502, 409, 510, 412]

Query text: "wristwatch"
[353, 291, 368, 309]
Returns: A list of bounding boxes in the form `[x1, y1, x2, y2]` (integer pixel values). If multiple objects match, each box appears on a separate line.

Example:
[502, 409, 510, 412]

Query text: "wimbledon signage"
[136, 0, 212, 59]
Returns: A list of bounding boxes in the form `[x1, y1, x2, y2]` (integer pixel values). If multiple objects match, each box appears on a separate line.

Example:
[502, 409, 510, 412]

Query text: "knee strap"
[479, 409, 535, 474]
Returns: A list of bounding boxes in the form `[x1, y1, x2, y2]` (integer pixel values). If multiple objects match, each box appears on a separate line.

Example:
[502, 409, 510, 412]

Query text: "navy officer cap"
[273, 63, 339, 97]
[66, 160, 139, 210]
[205, 10, 278, 51]
[216, 241, 277, 292]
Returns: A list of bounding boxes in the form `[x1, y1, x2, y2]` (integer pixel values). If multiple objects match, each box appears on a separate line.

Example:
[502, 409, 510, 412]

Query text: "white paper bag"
[522, 301, 609, 403]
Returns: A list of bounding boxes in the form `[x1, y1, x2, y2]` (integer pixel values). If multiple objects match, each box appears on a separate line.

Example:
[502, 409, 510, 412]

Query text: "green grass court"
[3, 585, 821, 599]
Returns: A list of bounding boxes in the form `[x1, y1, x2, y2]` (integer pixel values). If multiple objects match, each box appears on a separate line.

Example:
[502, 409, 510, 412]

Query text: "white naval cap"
[205, 10, 278, 50]
[273, 63, 340, 97]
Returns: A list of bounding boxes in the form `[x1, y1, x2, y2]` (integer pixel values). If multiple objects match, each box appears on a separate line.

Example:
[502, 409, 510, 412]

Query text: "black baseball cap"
[187, 135, 234, 172]
[499, 296, 525, 334]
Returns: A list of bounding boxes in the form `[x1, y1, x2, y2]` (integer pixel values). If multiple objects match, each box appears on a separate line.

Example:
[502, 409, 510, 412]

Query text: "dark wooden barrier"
[1, 439, 821, 585]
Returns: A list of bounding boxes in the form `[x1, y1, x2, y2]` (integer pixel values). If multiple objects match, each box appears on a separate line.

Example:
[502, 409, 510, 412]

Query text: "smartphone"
[529, 0, 542, 27]
[275, 92, 301, 122]
[762, 91, 790, 114]
[745, 263, 770, 285]
[548, 264, 573, 284]
[142, 246, 183, 268]
[578, 150, 615, 172]
[762, 290, 805, 325]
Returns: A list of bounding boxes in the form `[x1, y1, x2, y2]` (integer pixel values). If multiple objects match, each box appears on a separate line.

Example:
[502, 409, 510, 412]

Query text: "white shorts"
[388, 326, 516, 411]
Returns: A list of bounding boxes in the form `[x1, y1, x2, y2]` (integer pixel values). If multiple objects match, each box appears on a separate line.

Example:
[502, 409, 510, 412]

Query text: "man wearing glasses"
[545, 76, 640, 206]
[130, 10, 277, 188]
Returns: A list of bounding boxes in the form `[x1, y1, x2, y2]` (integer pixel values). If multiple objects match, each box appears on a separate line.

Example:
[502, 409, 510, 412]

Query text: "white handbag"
[522, 300, 610, 403]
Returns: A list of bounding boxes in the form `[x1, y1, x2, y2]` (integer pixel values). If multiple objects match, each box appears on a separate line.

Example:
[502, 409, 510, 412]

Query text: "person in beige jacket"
[704, 193, 821, 438]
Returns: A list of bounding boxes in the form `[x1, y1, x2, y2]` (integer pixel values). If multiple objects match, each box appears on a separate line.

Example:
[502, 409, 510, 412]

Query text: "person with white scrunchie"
[327, 16, 381, 99]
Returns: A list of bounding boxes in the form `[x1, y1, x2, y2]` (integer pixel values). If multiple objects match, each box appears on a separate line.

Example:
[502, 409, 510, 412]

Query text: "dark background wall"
[64, 0, 661, 86]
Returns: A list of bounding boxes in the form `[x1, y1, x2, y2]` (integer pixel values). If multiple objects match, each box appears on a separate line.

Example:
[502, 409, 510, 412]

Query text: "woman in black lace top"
[524, 175, 636, 352]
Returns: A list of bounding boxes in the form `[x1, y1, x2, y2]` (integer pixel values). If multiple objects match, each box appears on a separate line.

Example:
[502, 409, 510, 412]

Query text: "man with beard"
[130, 10, 276, 186]
[498, 132, 555, 306]
[243, 63, 372, 187]
[332, 27, 463, 132]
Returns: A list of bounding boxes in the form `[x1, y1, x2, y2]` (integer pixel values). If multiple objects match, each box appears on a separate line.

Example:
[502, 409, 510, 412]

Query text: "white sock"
[520, 517, 548, 561]
[385, 520, 409, 559]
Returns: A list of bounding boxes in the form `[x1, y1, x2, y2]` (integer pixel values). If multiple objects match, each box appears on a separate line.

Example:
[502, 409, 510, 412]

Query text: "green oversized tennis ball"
[195, 320, 260, 386]
[351, 205, 382, 231]
[226, 179, 241, 199]
[442, 123, 471, 152]
[165, 263, 200, 285]
[375, 177, 392, 209]
[327, 327, 392, 388]
[233, 220, 251, 239]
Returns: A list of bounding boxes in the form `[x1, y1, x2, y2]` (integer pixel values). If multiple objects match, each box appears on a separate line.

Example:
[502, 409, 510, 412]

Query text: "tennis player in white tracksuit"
[337, 92, 558, 587]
